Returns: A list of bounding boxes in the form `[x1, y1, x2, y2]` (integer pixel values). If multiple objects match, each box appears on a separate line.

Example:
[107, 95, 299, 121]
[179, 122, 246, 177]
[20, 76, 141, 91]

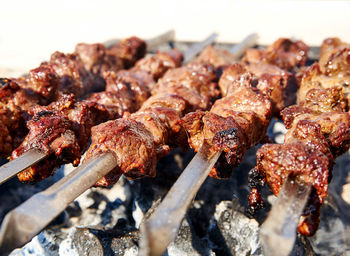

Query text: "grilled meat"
[243, 38, 309, 72]
[242, 38, 308, 115]
[0, 78, 41, 156]
[0, 36, 147, 157]
[181, 64, 272, 178]
[181, 38, 309, 178]
[83, 61, 219, 187]
[298, 38, 350, 105]
[249, 40, 350, 236]
[13, 50, 183, 183]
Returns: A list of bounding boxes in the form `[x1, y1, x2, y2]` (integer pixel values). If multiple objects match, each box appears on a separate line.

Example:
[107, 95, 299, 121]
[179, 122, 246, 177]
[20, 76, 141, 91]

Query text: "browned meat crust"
[242, 38, 309, 115]
[83, 61, 219, 186]
[14, 49, 183, 183]
[181, 64, 272, 178]
[0, 37, 148, 157]
[250, 84, 350, 236]
[243, 38, 309, 71]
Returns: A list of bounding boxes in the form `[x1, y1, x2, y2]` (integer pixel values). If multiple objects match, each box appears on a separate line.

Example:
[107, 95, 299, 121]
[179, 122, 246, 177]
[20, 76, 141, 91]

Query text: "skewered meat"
[252, 95, 350, 235]
[194, 45, 237, 69]
[0, 36, 147, 157]
[298, 38, 350, 105]
[181, 64, 272, 178]
[242, 38, 307, 115]
[13, 50, 183, 183]
[249, 38, 350, 236]
[181, 38, 308, 178]
[0, 78, 41, 156]
[249, 39, 350, 235]
[243, 38, 309, 72]
[83, 61, 219, 187]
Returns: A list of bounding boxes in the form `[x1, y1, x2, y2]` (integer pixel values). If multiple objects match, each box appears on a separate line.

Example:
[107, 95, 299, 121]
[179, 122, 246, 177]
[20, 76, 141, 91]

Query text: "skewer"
[139, 33, 259, 256]
[0, 32, 218, 254]
[99, 29, 175, 50]
[0, 153, 118, 255]
[229, 33, 258, 59]
[0, 30, 176, 186]
[0, 150, 46, 185]
[140, 142, 220, 256]
[259, 175, 311, 256]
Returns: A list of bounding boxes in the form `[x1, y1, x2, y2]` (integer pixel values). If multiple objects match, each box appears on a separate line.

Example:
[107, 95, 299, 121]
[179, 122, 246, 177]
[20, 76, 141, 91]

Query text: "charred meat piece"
[298, 47, 350, 105]
[195, 45, 237, 69]
[181, 63, 272, 178]
[243, 38, 309, 72]
[12, 94, 112, 182]
[0, 78, 41, 156]
[106, 36, 147, 69]
[250, 84, 350, 236]
[14, 49, 184, 183]
[319, 37, 350, 72]
[12, 111, 80, 183]
[83, 61, 219, 186]
[241, 38, 309, 115]
[0, 36, 148, 158]
[133, 49, 183, 81]
[245, 62, 298, 116]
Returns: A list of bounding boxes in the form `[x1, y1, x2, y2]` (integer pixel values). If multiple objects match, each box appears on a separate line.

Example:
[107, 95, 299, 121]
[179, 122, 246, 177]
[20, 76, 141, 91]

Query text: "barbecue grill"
[0, 36, 349, 256]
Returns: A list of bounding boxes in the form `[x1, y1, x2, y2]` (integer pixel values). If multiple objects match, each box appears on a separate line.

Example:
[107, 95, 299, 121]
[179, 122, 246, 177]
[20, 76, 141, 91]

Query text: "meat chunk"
[251, 90, 350, 236]
[255, 142, 330, 236]
[243, 38, 309, 71]
[106, 36, 147, 69]
[0, 78, 40, 156]
[133, 49, 183, 81]
[319, 37, 350, 72]
[12, 110, 81, 183]
[83, 61, 219, 186]
[181, 63, 272, 178]
[298, 61, 350, 106]
[245, 62, 298, 115]
[195, 45, 237, 69]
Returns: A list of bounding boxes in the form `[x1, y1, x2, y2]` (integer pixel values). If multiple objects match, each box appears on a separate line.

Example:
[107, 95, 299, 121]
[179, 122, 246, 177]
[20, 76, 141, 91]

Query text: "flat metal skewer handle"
[0, 153, 118, 255]
[259, 175, 312, 256]
[140, 143, 220, 256]
[0, 150, 46, 185]
[103, 29, 175, 49]
[146, 30, 175, 50]
[229, 33, 258, 59]
[183, 33, 218, 63]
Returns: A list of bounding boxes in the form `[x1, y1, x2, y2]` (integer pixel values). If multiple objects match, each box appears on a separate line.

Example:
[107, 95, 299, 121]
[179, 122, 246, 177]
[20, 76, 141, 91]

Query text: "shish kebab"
[10, 43, 183, 183]
[0, 30, 177, 184]
[0, 33, 219, 254]
[0, 31, 159, 157]
[253, 38, 350, 256]
[140, 37, 309, 256]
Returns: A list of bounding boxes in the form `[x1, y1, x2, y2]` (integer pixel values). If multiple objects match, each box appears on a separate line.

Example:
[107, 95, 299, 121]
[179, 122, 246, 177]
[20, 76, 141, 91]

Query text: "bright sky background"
[1, 0, 350, 76]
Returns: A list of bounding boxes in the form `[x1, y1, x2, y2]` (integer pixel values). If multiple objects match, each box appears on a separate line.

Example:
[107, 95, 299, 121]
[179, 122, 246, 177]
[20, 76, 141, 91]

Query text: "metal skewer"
[229, 33, 259, 59]
[259, 175, 312, 256]
[139, 33, 259, 256]
[0, 153, 118, 255]
[0, 32, 219, 254]
[102, 29, 175, 50]
[140, 142, 220, 256]
[0, 150, 46, 185]
[0, 30, 176, 186]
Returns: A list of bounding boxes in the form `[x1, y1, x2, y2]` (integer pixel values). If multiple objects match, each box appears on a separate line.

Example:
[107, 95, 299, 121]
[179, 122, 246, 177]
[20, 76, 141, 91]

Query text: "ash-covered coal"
[2, 118, 350, 256]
